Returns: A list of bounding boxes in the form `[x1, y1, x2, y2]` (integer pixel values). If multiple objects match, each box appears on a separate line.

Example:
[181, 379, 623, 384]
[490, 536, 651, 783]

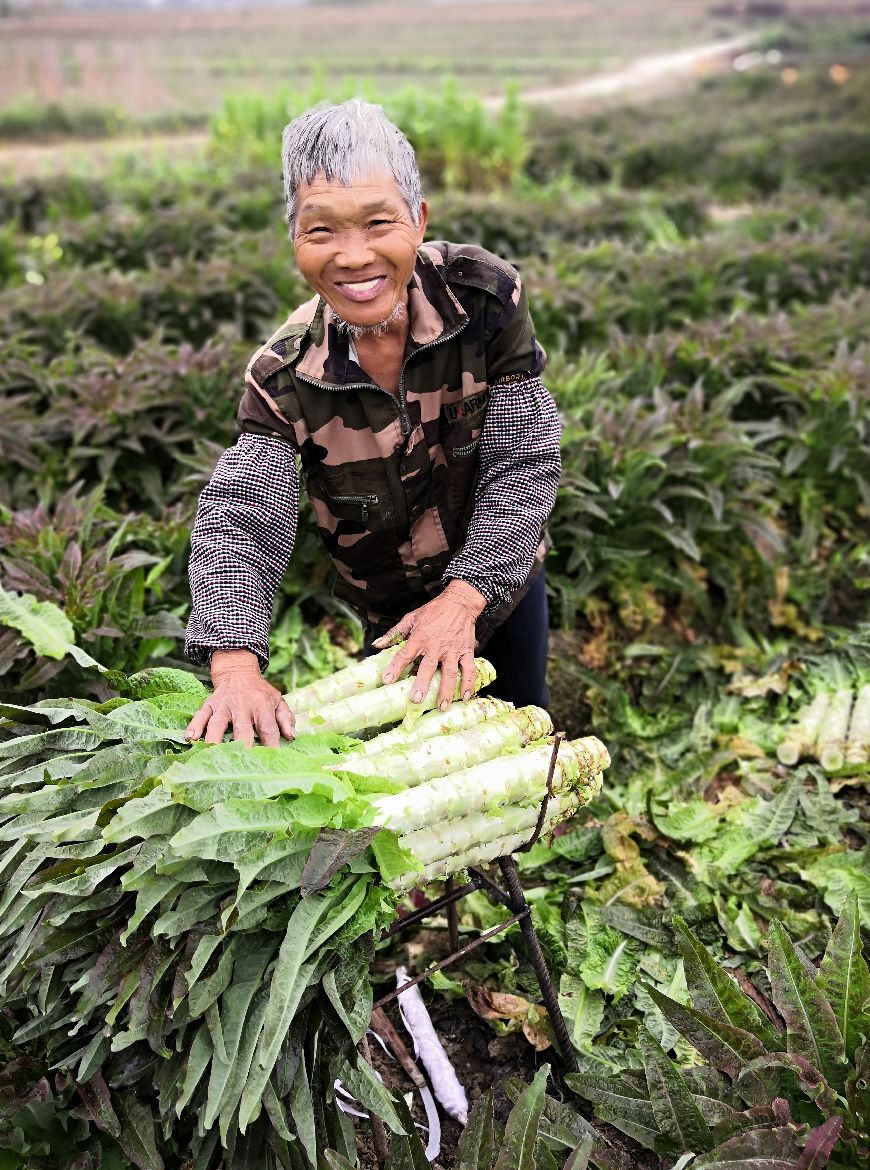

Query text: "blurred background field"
[1, 3, 869, 1168]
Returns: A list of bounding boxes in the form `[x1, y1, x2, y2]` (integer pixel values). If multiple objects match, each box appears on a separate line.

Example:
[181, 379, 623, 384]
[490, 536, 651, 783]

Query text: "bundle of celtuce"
[776, 659, 870, 772]
[0, 639, 608, 1169]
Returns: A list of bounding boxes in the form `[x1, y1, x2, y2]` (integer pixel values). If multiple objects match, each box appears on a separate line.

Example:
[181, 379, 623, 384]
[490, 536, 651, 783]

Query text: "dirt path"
[0, 35, 753, 180]
[485, 33, 753, 111]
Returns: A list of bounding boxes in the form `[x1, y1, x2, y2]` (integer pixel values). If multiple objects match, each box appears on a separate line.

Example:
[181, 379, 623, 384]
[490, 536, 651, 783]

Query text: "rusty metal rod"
[370, 1007, 428, 1091]
[467, 866, 514, 909]
[498, 854, 579, 1073]
[517, 732, 563, 853]
[373, 908, 529, 1010]
[445, 877, 460, 953]
[358, 1033, 389, 1163]
[383, 877, 479, 938]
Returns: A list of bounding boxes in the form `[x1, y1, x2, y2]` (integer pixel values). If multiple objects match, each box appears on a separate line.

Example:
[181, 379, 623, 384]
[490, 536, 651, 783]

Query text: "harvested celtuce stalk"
[283, 646, 405, 714]
[293, 658, 496, 737]
[368, 736, 609, 836]
[398, 786, 593, 869]
[344, 696, 513, 757]
[391, 788, 598, 889]
[777, 691, 831, 766]
[818, 687, 854, 772]
[396, 965, 469, 1126]
[334, 705, 553, 786]
[845, 683, 870, 767]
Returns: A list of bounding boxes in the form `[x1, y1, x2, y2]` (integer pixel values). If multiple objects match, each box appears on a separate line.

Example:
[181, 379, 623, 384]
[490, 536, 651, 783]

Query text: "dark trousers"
[364, 569, 550, 710]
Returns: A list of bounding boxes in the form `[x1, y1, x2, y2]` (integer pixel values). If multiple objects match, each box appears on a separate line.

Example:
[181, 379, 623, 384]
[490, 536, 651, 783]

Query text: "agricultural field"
[0, 6, 869, 1170]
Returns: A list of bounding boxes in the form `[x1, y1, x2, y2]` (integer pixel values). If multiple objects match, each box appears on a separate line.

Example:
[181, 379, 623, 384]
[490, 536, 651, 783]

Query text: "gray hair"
[281, 99, 424, 236]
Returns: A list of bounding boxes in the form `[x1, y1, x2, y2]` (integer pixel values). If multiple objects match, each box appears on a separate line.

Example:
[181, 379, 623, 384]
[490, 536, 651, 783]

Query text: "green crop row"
[2, 207, 867, 362]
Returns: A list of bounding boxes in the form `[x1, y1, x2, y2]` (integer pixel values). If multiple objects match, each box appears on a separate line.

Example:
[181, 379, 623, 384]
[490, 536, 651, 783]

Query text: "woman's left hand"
[372, 580, 487, 709]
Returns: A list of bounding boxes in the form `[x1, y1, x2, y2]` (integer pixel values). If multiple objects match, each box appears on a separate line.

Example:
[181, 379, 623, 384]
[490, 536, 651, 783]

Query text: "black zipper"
[397, 319, 469, 436]
[295, 317, 470, 441]
[328, 492, 379, 522]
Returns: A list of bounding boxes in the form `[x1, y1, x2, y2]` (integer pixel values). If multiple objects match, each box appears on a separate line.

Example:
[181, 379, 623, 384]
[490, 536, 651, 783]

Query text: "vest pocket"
[306, 464, 404, 531]
[327, 492, 379, 523]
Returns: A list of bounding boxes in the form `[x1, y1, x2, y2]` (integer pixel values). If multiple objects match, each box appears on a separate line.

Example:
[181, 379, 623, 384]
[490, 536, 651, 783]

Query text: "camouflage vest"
[237, 241, 547, 637]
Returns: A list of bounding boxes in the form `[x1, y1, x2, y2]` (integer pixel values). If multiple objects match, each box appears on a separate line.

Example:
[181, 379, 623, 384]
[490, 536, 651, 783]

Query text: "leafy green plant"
[567, 899, 869, 1168]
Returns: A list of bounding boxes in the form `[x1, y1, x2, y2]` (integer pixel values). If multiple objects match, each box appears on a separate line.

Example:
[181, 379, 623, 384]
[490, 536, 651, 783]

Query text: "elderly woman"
[184, 99, 561, 747]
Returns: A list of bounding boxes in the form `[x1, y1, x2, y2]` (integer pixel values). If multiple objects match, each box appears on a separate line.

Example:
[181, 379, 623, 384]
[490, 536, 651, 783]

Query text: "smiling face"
[292, 171, 428, 333]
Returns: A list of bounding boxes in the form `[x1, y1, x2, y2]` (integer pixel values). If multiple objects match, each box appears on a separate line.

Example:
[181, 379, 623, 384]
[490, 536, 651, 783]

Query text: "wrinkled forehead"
[294, 169, 412, 219]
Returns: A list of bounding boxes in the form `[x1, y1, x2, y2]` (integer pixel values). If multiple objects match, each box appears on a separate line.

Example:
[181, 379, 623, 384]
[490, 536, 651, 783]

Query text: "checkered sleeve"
[443, 375, 562, 609]
[184, 432, 298, 671]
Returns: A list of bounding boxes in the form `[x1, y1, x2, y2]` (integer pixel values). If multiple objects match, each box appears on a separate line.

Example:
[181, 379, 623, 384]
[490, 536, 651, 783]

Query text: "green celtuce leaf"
[82, 701, 192, 744]
[674, 917, 782, 1050]
[0, 725, 104, 760]
[115, 1093, 164, 1170]
[202, 936, 274, 1132]
[322, 1153, 357, 1170]
[564, 1073, 657, 1150]
[767, 920, 847, 1087]
[458, 1087, 496, 1170]
[638, 1027, 712, 1155]
[169, 798, 308, 861]
[238, 886, 351, 1130]
[494, 1064, 549, 1170]
[640, 983, 768, 1078]
[287, 1048, 317, 1165]
[576, 905, 639, 1002]
[558, 975, 605, 1052]
[817, 892, 870, 1059]
[382, 1092, 429, 1170]
[801, 848, 870, 929]
[0, 583, 104, 672]
[300, 826, 380, 895]
[370, 828, 422, 883]
[162, 741, 353, 810]
[563, 1136, 595, 1170]
[103, 787, 193, 843]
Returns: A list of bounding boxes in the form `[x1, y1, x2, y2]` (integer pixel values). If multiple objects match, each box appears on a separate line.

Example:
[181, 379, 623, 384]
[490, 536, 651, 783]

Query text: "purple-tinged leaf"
[458, 1087, 496, 1170]
[796, 1117, 842, 1170]
[736, 1053, 840, 1116]
[674, 917, 782, 1051]
[638, 1027, 713, 1155]
[642, 983, 767, 1078]
[817, 892, 870, 1061]
[300, 826, 380, 896]
[74, 1070, 121, 1138]
[767, 921, 847, 1089]
[691, 1124, 804, 1169]
[115, 1092, 164, 1170]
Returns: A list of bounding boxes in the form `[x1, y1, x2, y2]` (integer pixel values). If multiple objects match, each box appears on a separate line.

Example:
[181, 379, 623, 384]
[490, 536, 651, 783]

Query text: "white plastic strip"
[396, 965, 469, 1125]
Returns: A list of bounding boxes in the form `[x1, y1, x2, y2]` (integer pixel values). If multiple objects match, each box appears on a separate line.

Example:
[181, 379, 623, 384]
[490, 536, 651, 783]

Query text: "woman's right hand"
[185, 649, 296, 749]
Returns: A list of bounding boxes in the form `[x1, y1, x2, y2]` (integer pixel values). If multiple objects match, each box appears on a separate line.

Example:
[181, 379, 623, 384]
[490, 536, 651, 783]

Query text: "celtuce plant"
[0, 632, 610, 1169]
[777, 659, 870, 772]
[283, 645, 404, 713]
[368, 735, 609, 835]
[293, 657, 496, 735]
[336, 705, 553, 785]
[392, 787, 598, 888]
[344, 695, 514, 757]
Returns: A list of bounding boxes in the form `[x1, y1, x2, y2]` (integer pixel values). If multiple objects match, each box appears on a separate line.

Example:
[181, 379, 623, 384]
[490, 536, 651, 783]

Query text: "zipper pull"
[361, 501, 369, 522]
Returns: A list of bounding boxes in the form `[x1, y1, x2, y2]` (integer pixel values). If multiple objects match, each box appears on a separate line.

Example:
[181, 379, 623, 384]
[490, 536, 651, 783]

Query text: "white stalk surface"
[336, 706, 552, 786]
[369, 736, 608, 836]
[293, 658, 495, 737]
[284, 647, 402, 713]
[345, 697, 512, 757]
